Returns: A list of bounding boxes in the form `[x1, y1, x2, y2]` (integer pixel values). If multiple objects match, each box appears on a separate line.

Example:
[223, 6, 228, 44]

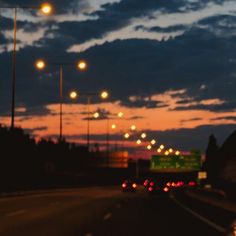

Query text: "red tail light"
[150, 181, 154, 186]
[122, 183, 127, 188]
[188, 181, 196, 186]
[163, 187, 169, 192]
[148, 187, 153, 192]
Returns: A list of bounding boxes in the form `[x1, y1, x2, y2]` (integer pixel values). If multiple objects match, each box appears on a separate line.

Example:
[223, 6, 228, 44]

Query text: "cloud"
[135, 24, 188, 33]
[210, 116, 236, 121]
[1, 1, 236, 117]
[65, 123, 236, 152]
[180, 117, 203, 123]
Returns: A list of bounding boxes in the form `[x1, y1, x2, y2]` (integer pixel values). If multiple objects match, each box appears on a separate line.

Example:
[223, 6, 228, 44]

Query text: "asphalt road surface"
[0, 186, 234, 236]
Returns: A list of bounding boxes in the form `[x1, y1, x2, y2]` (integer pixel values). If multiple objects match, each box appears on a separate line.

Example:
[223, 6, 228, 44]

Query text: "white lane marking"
[171, 197, 226, 233]
[6, 209, 27, 217]
[103, 212, 112, 221]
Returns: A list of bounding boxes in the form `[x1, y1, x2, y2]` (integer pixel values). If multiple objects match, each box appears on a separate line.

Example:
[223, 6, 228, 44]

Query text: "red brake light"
[122, 183, 127, 188]
[150, 181, 154, 186]
[148, 187, 153, 192]
[188, 181, 196, 186]
[163, 187, 169, 192]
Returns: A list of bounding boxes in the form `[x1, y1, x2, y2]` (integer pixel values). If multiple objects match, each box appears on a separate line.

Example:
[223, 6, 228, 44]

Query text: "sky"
[1, 0, 236, 157]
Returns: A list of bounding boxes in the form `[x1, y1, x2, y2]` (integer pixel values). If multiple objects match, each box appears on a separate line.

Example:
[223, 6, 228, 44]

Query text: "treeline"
[203, 130, 236, 198]
[0, 126, 91, 192]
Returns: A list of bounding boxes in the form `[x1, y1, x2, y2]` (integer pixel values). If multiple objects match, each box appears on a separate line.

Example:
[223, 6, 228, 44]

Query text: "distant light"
[118, 112, 124, 118]
[169, 148, 173, 153]
[163, 187, 169, 192]
[41, 3, 52, 15]
[93, 112, 99, 119]
[124, 133, 130, 139]
[70, 91, 78, 100]
[122, 183, 127, 188]
[136, 139, 142, 145]
[149, 181, 154, 186]
[175, 150, 180, 155]
[164, 150, 169, 156]
[148, 187, 153, 192]
[147, 145, 152, 150]
[141, 133, 146, 139]
[111, 124, 116, 129]
[160, 144, 165, 150]
[157, 148, 162, 153]
[130, 125, 136, 131]
[151, 139, 156, 145]
[101, 91, 109, 99]
[35, 60, 45, 70]
[77, 60, 87, 70]
[132, 183, 137, 188]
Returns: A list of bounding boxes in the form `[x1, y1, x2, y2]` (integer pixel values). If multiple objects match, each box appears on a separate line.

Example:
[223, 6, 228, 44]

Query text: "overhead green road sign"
[151, 152, 201, 172]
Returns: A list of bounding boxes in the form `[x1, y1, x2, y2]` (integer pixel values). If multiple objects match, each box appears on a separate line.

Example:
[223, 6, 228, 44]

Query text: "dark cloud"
[1, 2, 236, 115]
[120, 98, 168, 109]
[135, 24, 188, 33]
[25, 126, 48, 133]
[128, 115, 144, 120]
[210, 116, 236, 121]
[180, 117, 203, 123]
[46, 0, 226, 46]
[172, 101, 236, 113]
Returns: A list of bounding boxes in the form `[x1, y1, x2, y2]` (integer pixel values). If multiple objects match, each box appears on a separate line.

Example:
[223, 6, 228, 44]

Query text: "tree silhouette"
[203, 134, 219, 183]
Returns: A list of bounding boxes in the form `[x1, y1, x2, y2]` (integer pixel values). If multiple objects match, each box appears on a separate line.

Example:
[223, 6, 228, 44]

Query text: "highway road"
[0, 186, 234, 236]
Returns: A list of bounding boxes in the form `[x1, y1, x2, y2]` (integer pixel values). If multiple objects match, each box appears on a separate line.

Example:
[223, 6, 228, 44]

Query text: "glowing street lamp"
[160, 144, 165, 150]
[151, 139, 156, 145]
[118, 112, 124, 118]
[93, 112, 100, 119]
[169, 148, 173, 153]
[130, 125, 136, 131]
[165, 150, 169, 156]
[35, 60, 45, 70]
[141, 133, 147, 139]
[124, 133, 130, 139]
[147, 145, 152, 150]
[70, 91, 78, 100]
[111, 124, 116, 129]
[157, 148, 162, 153]
[101, 91, 109, 99]
[136, 139, 142, 145]
[5, 3, 52, 129]
[175, 150, 180, 155]
[40, 3, 52, 14]
[77, 60, 87, 70]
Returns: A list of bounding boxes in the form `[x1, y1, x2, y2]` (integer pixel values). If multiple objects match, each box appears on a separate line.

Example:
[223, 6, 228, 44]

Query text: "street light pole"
[59, 64, 63, 141]
[87, 96, 91, 150]
[36, 60, 87, 142]
[106, 116, 110, 167]
[2, 3, 52, 129]
[11, 7, 17, 129]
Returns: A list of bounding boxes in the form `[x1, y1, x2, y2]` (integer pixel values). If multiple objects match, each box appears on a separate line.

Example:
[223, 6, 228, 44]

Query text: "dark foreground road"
[0, 186, 234, 236]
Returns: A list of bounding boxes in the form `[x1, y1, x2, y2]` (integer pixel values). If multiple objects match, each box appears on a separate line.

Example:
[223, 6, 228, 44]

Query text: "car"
[121, 180, 137, 192]
[143, 179, 150, 188]
[147, 181, 169, 195]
